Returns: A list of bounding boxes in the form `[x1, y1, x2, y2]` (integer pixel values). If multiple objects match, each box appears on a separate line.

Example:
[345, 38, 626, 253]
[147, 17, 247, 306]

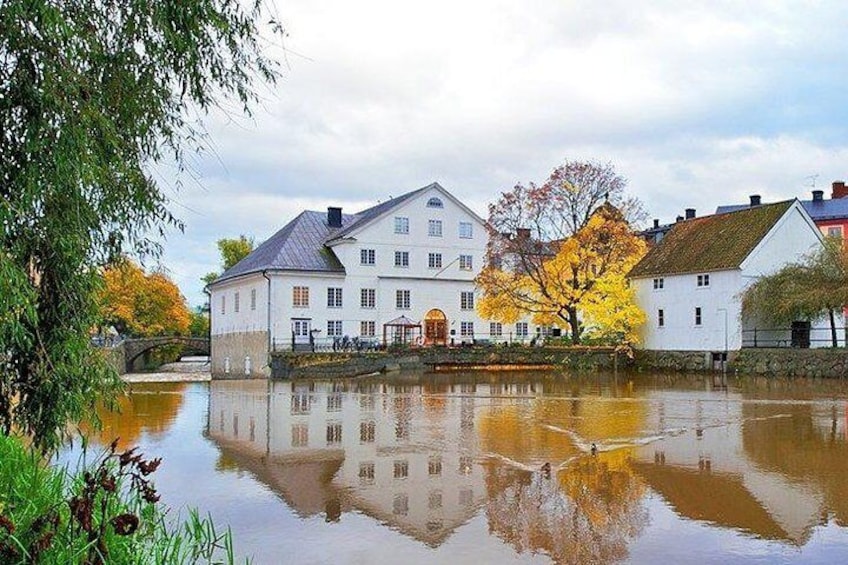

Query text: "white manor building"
[629, 199, 837, 353]
[207, 183, 535, 377]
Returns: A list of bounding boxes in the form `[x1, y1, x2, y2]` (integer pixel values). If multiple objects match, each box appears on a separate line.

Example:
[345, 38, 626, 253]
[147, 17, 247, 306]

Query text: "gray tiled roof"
[210, 182, 444, 285]
[717, 198, 848, 222]
[212, 210, 356, 284]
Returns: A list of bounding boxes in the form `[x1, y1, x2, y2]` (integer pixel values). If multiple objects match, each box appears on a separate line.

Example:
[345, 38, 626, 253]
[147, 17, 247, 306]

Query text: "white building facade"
[208, 183, 533, 377]
[630, 200, 833, 352]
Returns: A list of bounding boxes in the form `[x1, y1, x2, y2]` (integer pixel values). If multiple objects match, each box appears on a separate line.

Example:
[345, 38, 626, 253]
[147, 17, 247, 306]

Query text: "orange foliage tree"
[99, 260, 191, 337]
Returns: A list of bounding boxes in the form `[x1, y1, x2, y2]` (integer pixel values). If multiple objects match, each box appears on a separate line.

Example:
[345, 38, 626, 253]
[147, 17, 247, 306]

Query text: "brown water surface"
[64, 373, 848, 564]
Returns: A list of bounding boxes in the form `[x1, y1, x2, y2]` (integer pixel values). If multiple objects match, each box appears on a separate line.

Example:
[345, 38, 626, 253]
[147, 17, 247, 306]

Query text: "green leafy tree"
[0, 1, 279, 451]
[202, 235, 255, 286]
[742, 237, 848, 347]
[189, 307, 211, 338]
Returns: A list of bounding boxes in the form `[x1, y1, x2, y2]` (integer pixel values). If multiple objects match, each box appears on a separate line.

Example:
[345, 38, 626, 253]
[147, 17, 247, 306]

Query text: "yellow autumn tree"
[99, 260, 191, 337]
[478, 203, 647, 344]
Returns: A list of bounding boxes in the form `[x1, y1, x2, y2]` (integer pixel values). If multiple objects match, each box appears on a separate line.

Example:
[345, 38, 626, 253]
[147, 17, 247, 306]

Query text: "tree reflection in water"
[79, 382, 187, 450]
[484, 453, 647, 564]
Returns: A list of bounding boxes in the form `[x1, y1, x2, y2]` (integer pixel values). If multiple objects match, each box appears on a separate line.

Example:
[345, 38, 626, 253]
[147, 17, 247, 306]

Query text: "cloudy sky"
[156, 1, 848, 306]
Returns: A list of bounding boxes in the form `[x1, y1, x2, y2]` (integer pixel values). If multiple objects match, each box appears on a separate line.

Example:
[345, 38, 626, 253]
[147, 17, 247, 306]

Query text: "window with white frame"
[293, 286, 309, 308]
[396, 289, 411, 309]
[360, 248, 375, 265]
[327, 287, 342, 308]
[459, 254, 473, 270]
[459, 221, 473, 239]
[326, 423, 342, 445]
[427, 197, 444, 208]
[658, 309, 664, 327]
[234, 292, 240, 313]
[360, 320, 376, 337]
[697, 274, 710, 287]
[220, 295, 226, 315]
[460, 321, 474, 337]
[250, 288, 256, 311]
[653, 278, 664, 290]
[394, 216, 409, 234]
[359, 462, 375, 485]
[393, 459, 409, 479]
[291, 423, 309, 447]
[428, 219, 442, 237]
[360, 288, 376, 309]
[490, 322, 502, 337]
[327, 320, 343, 336]
[695, 307, 702, 326]
[393, 493, 408, 515]
[394, 251, 409, 268]
[515, 322, 528, 337]
[428, 252, 442, 269]
[360, 421, 376, 443]
[460, 291, 474, 310]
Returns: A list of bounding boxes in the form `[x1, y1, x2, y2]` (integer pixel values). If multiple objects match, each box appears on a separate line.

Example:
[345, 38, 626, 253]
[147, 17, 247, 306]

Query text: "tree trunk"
[829, 308, 838, 347]
[568, 306, 581, 345]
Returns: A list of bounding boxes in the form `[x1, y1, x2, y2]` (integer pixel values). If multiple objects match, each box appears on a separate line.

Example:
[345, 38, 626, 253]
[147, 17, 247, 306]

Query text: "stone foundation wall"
[271, 352, 421, 379]
[270, 346, 621, 379]
[418, 346, 619, 371]
[212, 331, 269, 378]
[731, 348, 848, 378]
[633, 350, 724, 372]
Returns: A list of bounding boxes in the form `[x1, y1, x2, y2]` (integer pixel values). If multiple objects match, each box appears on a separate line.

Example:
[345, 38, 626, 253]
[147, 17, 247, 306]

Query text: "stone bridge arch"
[123, 336, 210, 372]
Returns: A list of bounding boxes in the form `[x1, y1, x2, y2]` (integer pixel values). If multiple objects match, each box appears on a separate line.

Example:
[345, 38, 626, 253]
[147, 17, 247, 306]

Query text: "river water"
[63, 372, 848, 564]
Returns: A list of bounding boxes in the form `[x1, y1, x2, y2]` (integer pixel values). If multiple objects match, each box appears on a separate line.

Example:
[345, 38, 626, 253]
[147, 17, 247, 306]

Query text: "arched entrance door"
[424, 309, 447, 345]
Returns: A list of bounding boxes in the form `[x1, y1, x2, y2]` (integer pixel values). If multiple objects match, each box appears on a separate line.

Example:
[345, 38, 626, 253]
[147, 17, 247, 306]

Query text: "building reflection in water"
[205, 373, 848, 562]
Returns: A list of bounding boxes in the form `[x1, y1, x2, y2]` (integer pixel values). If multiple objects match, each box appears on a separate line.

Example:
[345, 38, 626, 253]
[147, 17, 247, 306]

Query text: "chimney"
[516, 228, 531, 240]
[832, 181, 848, 199]
[675, 215, 684, 223]
[327, 207, 342, 228]
[812, 190, 824, 202]
[749, 194, 761, 207]
[653, 219, 660, 229]
[685, 208, 696, 220]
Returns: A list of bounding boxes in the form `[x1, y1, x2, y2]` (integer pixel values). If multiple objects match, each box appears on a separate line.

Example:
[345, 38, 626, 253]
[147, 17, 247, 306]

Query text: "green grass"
[0, 434, 246, 564]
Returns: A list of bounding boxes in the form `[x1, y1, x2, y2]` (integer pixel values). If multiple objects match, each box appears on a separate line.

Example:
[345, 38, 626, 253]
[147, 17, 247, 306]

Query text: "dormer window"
[427, 197, 444, 208]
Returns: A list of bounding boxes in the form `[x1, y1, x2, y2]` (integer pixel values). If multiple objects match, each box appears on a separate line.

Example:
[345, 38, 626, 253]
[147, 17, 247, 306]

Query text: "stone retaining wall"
[269, 346, 620, 380]
[730, 348, 848, 378]
[633, 350, 720, 372]
[212, 331, 269, 378]
[271, 351, 422, 379]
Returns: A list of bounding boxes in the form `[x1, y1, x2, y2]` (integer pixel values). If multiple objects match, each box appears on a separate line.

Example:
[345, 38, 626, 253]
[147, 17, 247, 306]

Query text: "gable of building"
[629, 200, 794, 278]
[326, 182, 486, 244]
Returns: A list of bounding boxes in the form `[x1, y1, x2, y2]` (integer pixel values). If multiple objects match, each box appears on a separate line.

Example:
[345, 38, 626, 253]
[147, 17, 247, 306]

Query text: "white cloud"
[159, 1, 848, 305]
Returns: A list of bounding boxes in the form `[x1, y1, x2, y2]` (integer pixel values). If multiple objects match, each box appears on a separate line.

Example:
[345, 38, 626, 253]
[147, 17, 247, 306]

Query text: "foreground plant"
[0, 0, 281, 451]
[0, 435, 244, 564]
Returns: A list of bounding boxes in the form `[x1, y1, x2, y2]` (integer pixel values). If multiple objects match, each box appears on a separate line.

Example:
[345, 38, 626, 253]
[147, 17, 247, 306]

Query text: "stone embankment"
[730, 348, 848, 378]
[268, 346, 621, 379]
